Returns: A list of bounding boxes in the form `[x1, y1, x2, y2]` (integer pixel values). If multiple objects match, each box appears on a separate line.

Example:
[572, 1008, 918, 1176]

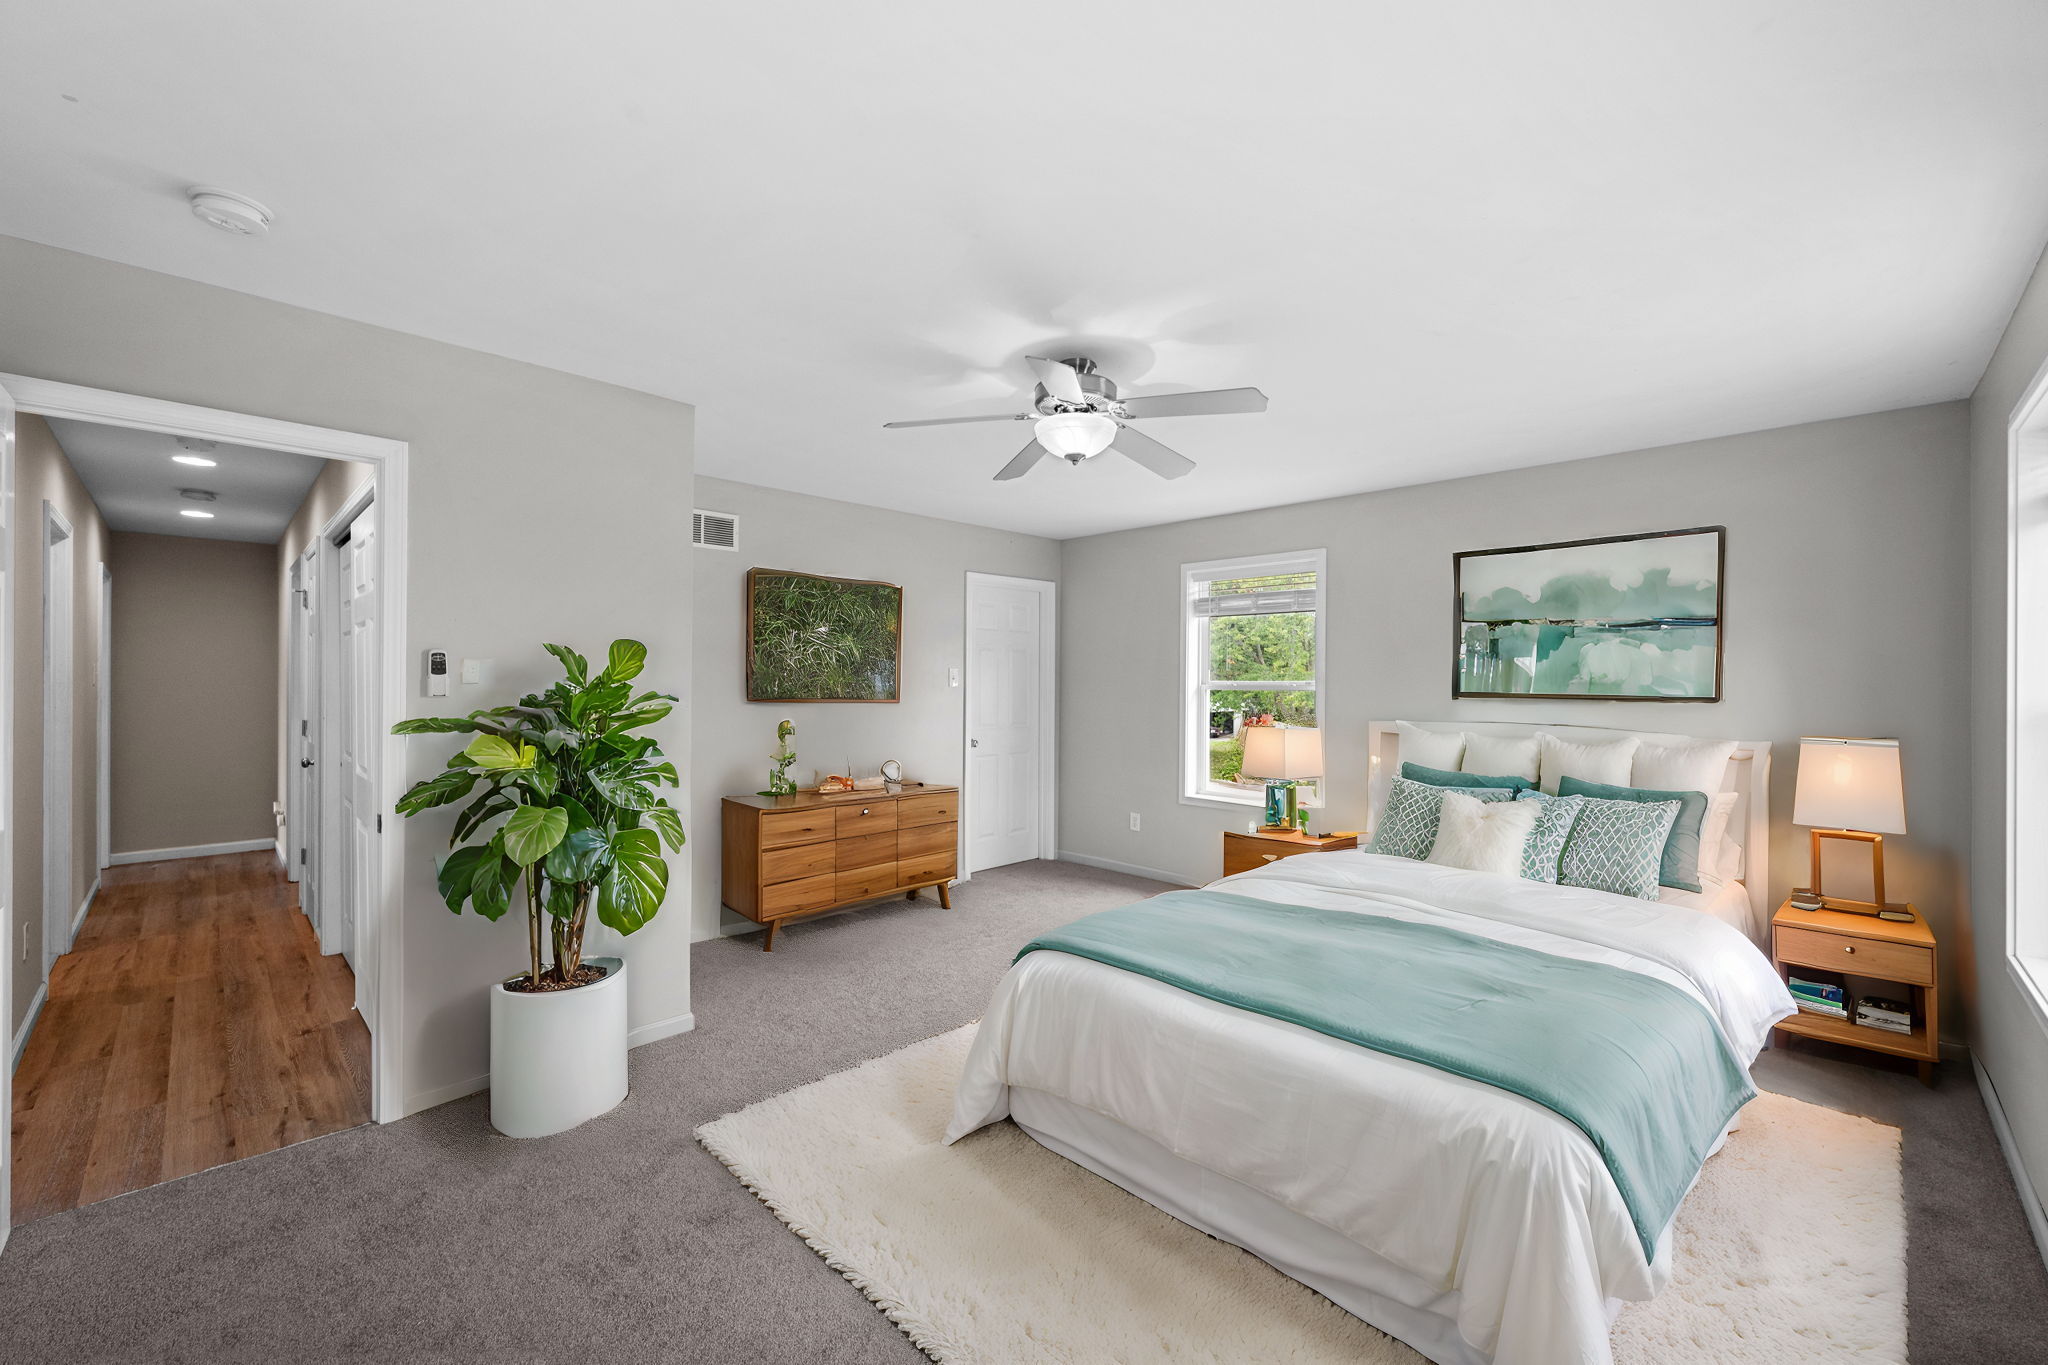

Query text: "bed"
[947, 722, 1794, 1365]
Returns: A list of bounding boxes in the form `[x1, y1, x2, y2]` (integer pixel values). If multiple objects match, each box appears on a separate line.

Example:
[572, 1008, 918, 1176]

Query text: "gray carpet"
[0, 860, 2042, 1363]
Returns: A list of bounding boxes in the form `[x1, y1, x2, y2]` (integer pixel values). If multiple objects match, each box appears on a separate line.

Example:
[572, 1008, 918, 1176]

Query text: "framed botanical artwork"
[1452, 526, 1724, 701]
[746, 568, 903, 703]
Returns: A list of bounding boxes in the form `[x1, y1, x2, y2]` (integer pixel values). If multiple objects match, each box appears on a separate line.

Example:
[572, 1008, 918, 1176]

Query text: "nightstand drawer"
[1775, 925, 1934, 986]
[1223, 843, 1297, 878]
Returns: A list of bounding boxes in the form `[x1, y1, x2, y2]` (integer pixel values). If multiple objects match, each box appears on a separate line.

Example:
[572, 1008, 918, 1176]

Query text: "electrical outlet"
[1129, 812, 1141, 832]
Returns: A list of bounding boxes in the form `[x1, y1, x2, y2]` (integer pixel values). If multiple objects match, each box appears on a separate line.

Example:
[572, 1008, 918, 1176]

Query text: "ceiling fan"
[883, 355, 1268, 481]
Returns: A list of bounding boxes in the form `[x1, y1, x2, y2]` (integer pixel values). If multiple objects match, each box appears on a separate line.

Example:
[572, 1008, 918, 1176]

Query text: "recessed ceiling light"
[180, 509, 215, 519]
[172, 453, 217, 467]
[187, 186, 272, 237]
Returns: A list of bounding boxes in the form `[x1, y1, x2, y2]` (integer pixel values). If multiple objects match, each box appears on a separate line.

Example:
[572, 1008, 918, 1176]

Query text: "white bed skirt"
[1011, 1085, 1635, 1365]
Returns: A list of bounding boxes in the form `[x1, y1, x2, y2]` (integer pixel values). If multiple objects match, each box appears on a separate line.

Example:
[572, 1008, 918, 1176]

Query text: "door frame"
[0, 373, 411, 1126]
[41, 502, 75, 975]
[97, 563, 110, 872]
[318, 480, 376, 978]
[959, 572, 1058, 882]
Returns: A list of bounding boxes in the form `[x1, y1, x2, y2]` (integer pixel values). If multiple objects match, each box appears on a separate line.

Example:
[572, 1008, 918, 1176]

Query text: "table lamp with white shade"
[1792, 736, 1911, 921]
[1241, 726, 1323, 831]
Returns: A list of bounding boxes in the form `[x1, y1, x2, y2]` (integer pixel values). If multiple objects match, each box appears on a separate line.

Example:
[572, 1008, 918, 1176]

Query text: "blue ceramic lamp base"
[1262, 780, 1302, 831]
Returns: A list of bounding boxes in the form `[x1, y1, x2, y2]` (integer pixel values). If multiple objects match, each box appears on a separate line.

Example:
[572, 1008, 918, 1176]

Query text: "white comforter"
[947, 852, 1795, 1365]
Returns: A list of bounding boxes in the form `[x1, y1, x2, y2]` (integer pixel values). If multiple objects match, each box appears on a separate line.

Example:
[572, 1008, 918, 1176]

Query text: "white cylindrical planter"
[489, 956, 628, 1138]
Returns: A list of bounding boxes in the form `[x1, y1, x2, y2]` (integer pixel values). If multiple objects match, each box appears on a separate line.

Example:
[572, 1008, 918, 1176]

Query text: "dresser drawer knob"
[1844, 945, 1855, 954]
[1261, 853, 1279, 862]
[861, 808, 870, 816]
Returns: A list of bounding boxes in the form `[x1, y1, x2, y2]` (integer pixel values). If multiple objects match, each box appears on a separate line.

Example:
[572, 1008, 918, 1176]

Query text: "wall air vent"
[692, 509, 738, 550]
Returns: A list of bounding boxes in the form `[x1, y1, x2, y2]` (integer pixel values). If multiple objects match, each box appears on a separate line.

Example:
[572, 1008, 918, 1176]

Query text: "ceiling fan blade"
[883, 412, 1032, 429]
[1112, 424, 1196, 480]
[994, 440, 1050, 481]
[1117, 386, 1269, 419]
[1026, 355, 1089, 406]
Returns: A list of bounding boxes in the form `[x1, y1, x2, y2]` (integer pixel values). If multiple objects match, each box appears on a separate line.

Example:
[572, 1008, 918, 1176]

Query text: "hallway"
[10, 852, 369, 1223]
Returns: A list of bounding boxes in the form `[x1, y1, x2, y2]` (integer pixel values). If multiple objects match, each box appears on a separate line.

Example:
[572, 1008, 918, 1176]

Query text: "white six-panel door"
[344, 507, 379, 1013]
[0, 380, 16, 1245]
[965, 577, 1050, 873]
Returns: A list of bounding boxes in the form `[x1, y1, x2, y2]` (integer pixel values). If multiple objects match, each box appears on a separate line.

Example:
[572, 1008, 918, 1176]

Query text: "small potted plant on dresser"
[391, 639, 684, 1137]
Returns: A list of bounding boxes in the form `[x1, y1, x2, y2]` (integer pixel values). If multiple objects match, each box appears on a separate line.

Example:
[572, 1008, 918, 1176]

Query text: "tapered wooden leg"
[762, 919, 779, 952]
[905, 888, 919, 901]
[937, 881, 951, 909]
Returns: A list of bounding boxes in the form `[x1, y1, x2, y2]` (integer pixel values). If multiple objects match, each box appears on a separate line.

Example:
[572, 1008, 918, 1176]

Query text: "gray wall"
[9, 414, 110, 1036]
[108, 531, 278, 855]
[690, 475, 1060, 941]
[1969, 239, 2048, 1220]
[1060, 403, 1973, 1033]
[0, 236, 694, 1112]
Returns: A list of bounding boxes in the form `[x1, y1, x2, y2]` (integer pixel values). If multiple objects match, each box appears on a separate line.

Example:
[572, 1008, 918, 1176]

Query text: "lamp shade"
[1792, 737, 1906, 834]
[1240, 726, 1323, 781]
[1033, 411, 1117, 459]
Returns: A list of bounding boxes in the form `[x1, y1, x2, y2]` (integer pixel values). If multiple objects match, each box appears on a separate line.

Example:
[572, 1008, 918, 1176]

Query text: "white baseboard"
[1975, 1054, 2048, 1273]
[404, 1073, 488, 1117]
[11, 980, 48, 1072]
[70, 878, 97, 936]
[1057, 850, 1190, 886]
[109, 838, 275, 866]
[629, 1011, 696, 1048]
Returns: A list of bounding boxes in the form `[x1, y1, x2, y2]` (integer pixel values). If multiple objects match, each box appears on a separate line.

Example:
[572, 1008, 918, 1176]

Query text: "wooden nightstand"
[1770, 900, 1939, 1085]
[1222, 828, 1359, 879]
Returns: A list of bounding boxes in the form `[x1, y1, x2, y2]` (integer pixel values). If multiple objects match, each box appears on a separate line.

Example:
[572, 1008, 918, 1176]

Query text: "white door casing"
[346, 506, 379, 996]
[964, 573, 1057, 874]
[1, 381, 17, 1245]
[293, 550, 324, 935]
[42, 503, 74, 973]
[97, 565, 110, 871]
[0, 373, 407, 1127]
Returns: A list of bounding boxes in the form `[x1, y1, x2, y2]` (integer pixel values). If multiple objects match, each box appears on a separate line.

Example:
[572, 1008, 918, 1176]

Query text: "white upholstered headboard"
[1365, 720, 1773, 926]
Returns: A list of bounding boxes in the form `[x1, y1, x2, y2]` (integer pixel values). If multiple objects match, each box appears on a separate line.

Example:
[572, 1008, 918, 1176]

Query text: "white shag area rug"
[697, 1026, 1906, 1364]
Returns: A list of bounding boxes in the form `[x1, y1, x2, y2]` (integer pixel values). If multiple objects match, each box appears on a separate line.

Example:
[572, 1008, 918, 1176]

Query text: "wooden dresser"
[721, 784, 959, 950]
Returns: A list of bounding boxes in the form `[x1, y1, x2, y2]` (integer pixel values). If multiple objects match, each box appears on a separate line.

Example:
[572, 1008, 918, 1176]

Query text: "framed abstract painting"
[1452, 526, 1724, 701]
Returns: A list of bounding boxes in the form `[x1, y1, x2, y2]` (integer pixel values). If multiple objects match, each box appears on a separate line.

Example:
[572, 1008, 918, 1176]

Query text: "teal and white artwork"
[1454, 527, 1723, 701]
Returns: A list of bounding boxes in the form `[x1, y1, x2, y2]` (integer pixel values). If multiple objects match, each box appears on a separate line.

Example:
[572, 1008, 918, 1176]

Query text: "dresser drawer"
[761, 840, 835, 884]
[1222, 836, 1302, 879]
[1775, 925, 1934, 986]
[761, 809, 835, 850]
[837, 830, 898, 871]
[760, 872, 837, 917]
[898, 792, 958, 828]
[896, 820, 955, 861]
[836, 863, 900, 901]
[899, 849, 955, 885]
[835, 802, 899, 836]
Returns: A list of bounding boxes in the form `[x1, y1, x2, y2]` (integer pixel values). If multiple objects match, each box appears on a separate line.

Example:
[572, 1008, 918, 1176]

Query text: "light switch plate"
[461, 658, 484, 684]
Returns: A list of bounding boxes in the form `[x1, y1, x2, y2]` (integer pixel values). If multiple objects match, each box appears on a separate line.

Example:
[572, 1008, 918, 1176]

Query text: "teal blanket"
[1017, 890, 1754, 1259]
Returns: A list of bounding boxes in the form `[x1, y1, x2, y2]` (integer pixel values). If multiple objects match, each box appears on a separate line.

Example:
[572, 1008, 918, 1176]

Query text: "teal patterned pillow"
[1559, 798, 1681, 900]
[1514, 791, 1587, 884]
[1400, 761, 1536, 793]
[1374, 777, 1516, 861]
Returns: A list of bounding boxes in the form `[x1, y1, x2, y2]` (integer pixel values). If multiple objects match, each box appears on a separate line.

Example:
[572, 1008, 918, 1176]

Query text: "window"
[1181, 549, 1325, 808]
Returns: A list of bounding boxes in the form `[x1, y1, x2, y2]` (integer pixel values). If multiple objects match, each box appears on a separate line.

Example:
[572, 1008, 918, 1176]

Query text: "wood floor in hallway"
[10, 851, 370, 1224]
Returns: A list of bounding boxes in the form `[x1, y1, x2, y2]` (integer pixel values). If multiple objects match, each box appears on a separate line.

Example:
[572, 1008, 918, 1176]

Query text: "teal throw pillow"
[1557, 777, 1710, 892]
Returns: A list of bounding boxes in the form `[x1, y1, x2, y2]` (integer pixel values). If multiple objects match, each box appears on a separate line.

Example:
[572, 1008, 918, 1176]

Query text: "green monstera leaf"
[501, 805, 569, 867]
[595, 827, 668, 934]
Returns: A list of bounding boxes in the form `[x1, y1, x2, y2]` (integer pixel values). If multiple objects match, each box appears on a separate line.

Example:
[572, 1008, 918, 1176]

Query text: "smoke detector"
[187, 186, 271, 237]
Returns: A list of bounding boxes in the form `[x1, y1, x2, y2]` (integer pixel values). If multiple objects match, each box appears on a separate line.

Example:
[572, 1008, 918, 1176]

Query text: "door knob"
[300, 759, 316, 768]
[970, 738, 979, 747]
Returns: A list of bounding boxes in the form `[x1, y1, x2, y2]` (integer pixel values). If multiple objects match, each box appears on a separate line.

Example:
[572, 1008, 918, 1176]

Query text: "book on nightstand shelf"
[1788, 976, 1847, 1018]
[1855, 996, 1914, 1035]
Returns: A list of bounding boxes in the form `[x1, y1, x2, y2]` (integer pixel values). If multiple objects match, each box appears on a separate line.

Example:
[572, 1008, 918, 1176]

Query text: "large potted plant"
[391, 639, 683, 1137]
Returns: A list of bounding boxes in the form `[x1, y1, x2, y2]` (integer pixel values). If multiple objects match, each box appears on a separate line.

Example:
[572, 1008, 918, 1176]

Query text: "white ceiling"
[44, 418, 325, 543]
[3, 4, 2046, 540]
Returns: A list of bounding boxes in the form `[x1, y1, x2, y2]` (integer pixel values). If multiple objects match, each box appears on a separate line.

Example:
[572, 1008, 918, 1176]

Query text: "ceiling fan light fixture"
[1033, 411, 1117, 461]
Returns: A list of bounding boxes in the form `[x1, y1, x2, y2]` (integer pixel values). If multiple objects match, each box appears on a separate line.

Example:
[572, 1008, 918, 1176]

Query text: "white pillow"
[1461, 733, 1542, 782]
[1536, 733, 1641, 795]
[1700, 790, 1742, 880]
[1427, 791, 1540, 878]
[1395, 721, 1467, 771]
[1632, 739, 1737, 797]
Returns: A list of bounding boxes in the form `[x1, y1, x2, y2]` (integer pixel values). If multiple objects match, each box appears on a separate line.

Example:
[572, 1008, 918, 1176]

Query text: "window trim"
[2007, 346, 2048, 1034]
[1179, 548, 1327, 811]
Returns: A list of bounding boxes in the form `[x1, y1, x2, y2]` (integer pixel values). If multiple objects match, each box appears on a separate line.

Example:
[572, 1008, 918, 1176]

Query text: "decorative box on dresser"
[721, 784, 959, 950]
